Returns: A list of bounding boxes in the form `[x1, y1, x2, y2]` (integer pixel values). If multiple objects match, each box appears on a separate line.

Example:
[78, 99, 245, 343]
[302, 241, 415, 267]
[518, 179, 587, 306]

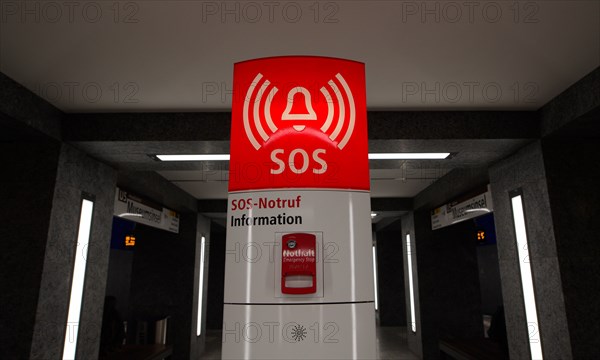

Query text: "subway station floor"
[202, 326, 419, 359]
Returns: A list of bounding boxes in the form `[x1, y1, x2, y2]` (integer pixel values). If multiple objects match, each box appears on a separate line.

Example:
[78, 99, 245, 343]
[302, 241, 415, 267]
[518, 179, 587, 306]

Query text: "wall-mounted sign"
[431, 187, 494, 230]
[114, 187, 179, 233]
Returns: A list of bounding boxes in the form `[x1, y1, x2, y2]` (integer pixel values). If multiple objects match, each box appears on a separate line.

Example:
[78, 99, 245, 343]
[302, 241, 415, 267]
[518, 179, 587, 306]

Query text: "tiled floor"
[375, 327, 420, 360]
[202, 326, 419, 359]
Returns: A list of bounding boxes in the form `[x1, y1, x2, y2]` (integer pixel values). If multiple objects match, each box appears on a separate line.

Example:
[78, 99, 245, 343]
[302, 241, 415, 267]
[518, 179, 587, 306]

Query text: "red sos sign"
[229, 56, 369, 191]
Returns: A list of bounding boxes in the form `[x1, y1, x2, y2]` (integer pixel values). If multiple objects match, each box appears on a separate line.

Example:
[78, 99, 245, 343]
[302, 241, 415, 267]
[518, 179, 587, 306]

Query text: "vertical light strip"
[196, 236, 206, 336]
[406, 234, 417, 333]
[510, 194, 544, 359]
[372, 245, 379, 311]
[62, 198, 94, 360]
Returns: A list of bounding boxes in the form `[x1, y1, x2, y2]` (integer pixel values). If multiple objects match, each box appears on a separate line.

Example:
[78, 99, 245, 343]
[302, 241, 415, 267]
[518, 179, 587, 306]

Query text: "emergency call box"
[274, 232, 324, 298]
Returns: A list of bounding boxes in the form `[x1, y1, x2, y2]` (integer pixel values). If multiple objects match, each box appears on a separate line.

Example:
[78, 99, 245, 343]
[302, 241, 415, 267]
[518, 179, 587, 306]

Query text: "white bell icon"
[281, 87, 317, 131]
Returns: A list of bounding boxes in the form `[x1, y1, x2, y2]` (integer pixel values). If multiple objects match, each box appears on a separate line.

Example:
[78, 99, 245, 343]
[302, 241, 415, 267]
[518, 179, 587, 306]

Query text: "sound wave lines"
[243, 73, 279, 150]
[320, 73, 356, 150]
[242, 72, 356, 150]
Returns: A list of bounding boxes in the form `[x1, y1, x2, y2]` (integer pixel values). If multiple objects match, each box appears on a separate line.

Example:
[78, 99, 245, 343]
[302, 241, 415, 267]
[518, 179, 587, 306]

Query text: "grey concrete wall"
[0, 138, 61, 359]
[111, 170, 210, 359]
[0, 73, 117, 359]
[411, 169, 489, 360]
[542, 136, 600, 359]
[127, 214, 190, 359]
[414, 208, 484, 360]
[400, 212, 423, 359]
[476, 243, 504, 316]
[29, 143, 117, 359]
[105, 248, 135, 320]
[206, 223, 227, 330]
[489, 141, 572, 360]
[127, 212, 208, 360]
[376, 227, 407, 326]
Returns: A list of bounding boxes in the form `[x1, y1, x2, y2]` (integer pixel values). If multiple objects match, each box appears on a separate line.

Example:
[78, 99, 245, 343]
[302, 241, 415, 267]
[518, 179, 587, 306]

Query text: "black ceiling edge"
[63, 112, 232, 141]
[0, 72, 64, 140]
[413, 167, 490, 212]
[539, 66, 600, 138]
[117, 170, 198, 213]
[0, 112, 59, 143]
[368, 111, 539, 140]
[198, 199, 228, 213]
[63, 110, 539, 142]
[370, 197, 413, 212]
[374, 217, 403, 233]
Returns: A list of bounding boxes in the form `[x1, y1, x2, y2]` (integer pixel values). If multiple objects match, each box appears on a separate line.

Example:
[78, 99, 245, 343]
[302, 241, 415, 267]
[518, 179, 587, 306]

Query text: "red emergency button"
[281, 233, 317, 294]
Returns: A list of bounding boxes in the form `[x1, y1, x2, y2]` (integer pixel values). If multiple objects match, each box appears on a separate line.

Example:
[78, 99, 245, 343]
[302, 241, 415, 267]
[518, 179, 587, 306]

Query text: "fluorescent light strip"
[156, 154, 230, 161]
[196, 236, 206, 336]
[372, 246, 379, 311]
[155, 153, 451, 161]
[510, 194, 544, 359]
[368, 153, 450, 160]
[406, 234, 417, 333]
[62, 199, 94, 360]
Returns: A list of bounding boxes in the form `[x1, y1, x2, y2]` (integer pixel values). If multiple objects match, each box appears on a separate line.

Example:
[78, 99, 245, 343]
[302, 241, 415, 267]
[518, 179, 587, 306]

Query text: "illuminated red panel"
[229, 56, 369, 191]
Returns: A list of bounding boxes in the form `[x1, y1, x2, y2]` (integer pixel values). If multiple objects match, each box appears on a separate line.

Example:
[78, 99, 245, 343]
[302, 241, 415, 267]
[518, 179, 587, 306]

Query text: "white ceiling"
[1, 1, 598, 112]
[2, 1, 598, 201]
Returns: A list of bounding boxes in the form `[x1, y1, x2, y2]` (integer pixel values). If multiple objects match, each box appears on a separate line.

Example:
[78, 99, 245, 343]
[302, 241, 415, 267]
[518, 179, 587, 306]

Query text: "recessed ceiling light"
[155, 154, 230, 161]
[368, 153, 450, 160]
[154, 153, 451, 161]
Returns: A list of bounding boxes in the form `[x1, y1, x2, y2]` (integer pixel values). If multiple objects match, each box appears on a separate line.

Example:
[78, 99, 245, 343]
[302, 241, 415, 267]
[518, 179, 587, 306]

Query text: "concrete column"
[541, 135, 600, 359]
[0, 138, 61, 359]
[489, 141, 572, 360]
[375, 225, 407, 327]
[30, 144, 117, 359]
[1, 140, 117, 359]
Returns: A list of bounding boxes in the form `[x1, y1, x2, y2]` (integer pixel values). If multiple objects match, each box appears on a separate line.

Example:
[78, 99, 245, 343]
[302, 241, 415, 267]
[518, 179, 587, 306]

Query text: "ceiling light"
[368, 153, 450, 160]
[155, 153, 451, 161]
[156, 154, 230, 161]
[371, 212, 378, 218]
